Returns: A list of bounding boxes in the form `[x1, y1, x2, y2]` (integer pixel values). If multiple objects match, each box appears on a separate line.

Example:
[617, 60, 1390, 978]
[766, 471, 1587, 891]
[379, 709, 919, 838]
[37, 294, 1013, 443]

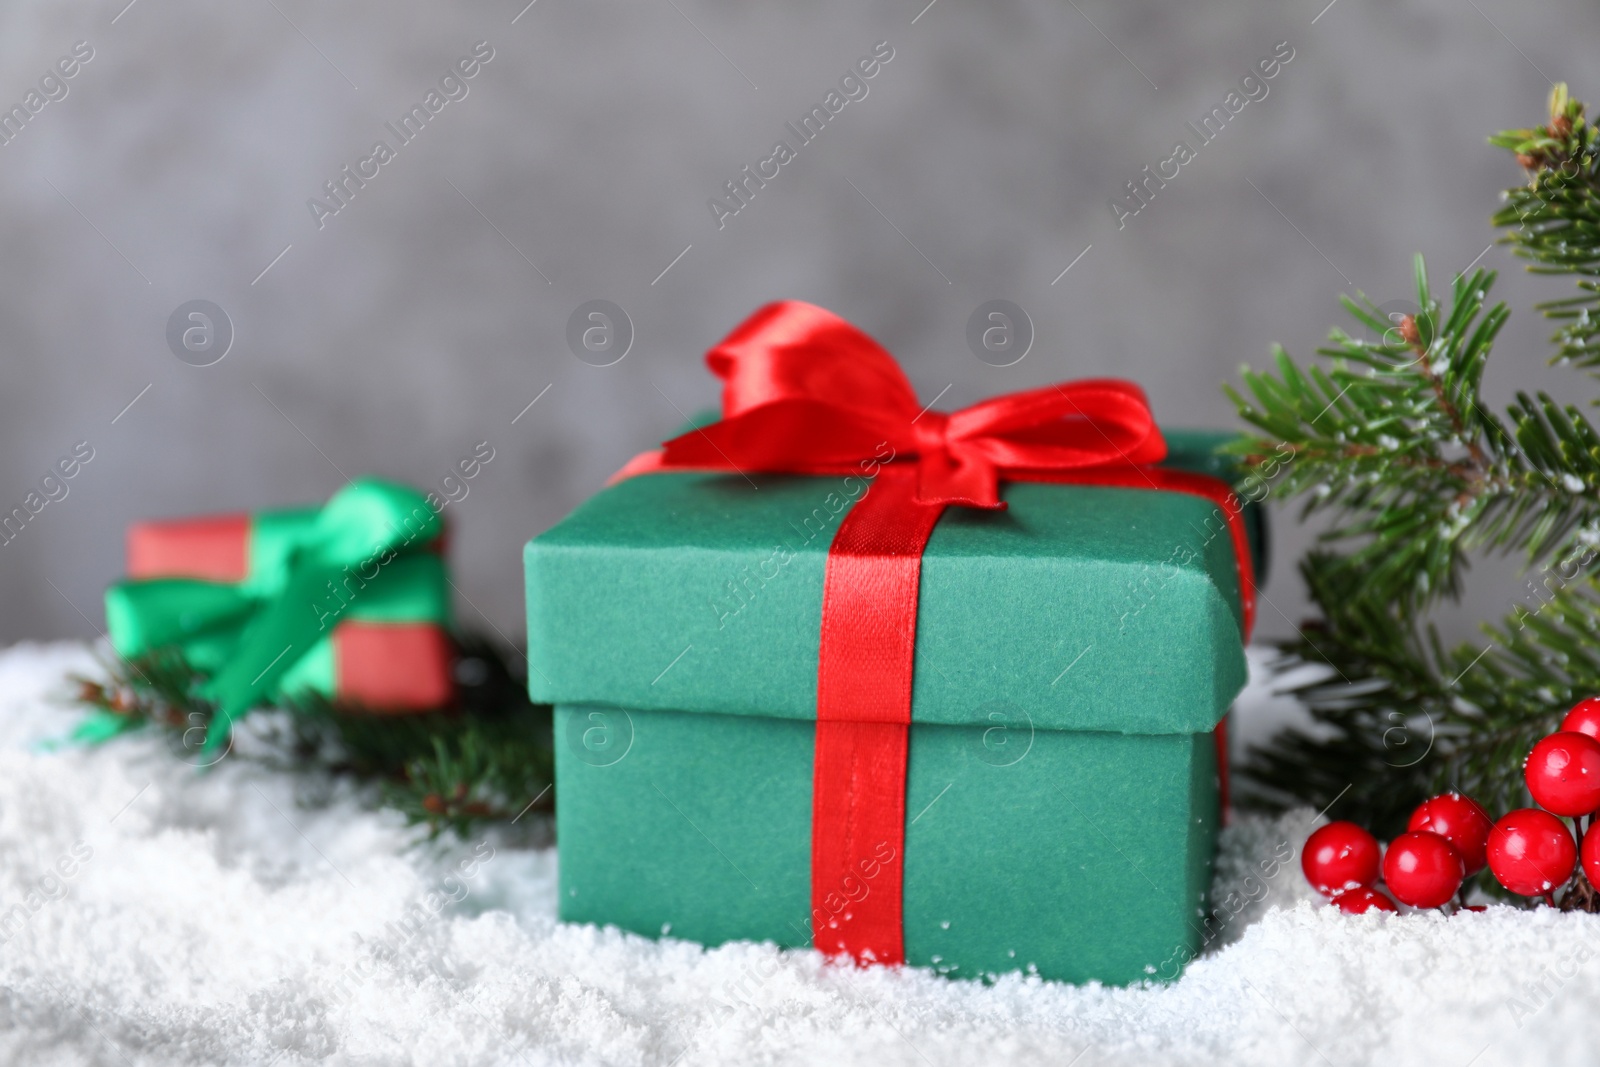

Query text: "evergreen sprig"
[1491, 84, 1600, 371]
[1233, 84, 1600, 847]
[74, 633, 553, 839]
[1224, 258, 1520, 611]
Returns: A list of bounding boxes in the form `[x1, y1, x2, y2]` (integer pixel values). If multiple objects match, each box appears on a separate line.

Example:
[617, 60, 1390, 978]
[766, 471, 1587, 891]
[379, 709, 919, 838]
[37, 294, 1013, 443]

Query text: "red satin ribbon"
[617, 301, 1255, 966]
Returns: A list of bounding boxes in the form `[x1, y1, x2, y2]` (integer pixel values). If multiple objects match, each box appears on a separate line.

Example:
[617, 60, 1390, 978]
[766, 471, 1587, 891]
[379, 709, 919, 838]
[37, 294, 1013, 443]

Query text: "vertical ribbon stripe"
[812, 468, 945, 964]
[334, 622, 455, 711]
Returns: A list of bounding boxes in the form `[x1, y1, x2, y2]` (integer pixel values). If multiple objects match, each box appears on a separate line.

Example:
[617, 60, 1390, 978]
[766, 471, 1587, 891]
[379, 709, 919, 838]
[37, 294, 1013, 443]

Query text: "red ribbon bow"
[646, 301, 1168, 509]
[619, 300, 1254, 966]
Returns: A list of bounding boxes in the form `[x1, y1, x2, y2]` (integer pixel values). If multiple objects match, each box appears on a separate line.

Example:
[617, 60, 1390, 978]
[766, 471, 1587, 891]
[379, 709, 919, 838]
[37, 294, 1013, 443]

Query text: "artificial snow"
[0, 642, 1597, 1066]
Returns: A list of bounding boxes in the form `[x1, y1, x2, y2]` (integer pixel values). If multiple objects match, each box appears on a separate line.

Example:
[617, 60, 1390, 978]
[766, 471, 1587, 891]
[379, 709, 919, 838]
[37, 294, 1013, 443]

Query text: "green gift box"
[526, 426, 1260, 985]
[97, 480, 456, 749]
[526, 299, 1260, 985]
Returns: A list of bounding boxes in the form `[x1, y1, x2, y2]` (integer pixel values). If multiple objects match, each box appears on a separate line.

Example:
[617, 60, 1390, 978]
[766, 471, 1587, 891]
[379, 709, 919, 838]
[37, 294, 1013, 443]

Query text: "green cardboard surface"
[528, 472, 1248, 734]
[555, 704, 1217, 984]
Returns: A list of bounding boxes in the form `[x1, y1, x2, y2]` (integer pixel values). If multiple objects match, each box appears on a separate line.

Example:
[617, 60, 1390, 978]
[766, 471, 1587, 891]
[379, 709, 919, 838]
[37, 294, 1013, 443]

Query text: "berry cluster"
[1301, 697, 1600, 912]
[1302, 792, 1489, 913]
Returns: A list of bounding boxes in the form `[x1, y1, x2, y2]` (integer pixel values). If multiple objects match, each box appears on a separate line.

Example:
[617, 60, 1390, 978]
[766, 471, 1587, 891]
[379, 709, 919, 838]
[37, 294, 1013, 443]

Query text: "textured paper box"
[527, 430, 1258, 984]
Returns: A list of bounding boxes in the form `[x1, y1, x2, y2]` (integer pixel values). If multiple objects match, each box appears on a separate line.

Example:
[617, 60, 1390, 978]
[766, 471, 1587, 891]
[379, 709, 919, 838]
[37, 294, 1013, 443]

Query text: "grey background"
[0, 0, 1590, 649]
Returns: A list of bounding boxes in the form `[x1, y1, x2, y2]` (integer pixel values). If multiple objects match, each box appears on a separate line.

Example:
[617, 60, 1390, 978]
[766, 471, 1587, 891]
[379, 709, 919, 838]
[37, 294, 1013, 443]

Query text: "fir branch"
[1233, 86, 1600, 887]
[1491, 83, 1600, 371]
[73, 633, 553, 839]
[1225, 257, 1529, 609]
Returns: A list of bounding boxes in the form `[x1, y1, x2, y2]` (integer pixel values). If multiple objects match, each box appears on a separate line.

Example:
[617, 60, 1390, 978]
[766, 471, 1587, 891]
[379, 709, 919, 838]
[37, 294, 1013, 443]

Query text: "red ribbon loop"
[657, 301, 1169, 509]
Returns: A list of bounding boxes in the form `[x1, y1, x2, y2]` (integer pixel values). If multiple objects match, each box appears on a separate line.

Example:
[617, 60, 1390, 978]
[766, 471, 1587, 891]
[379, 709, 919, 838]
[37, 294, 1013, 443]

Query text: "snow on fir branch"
[1232, 84, 1600, 857]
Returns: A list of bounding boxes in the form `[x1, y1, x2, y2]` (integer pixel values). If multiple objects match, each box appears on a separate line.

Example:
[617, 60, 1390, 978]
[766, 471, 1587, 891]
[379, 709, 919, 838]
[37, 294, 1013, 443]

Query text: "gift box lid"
[525, 430, 1257, 736]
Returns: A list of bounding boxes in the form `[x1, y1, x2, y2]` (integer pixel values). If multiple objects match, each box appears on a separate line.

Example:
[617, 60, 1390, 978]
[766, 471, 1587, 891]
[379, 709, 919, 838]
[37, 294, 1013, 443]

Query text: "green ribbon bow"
[98, 479, 449, 754]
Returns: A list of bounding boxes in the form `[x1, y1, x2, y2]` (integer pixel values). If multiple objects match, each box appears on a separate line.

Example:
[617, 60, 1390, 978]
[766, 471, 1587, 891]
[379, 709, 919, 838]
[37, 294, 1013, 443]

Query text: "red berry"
[1524, 732, 1600, 816]
[1487, 808, 1577, 896]
[1407, 793, 1494, 874]
[1301, 821, 1381, 897]
[1561, 697, 1600, 739]
[1334, 887, 1398, 914]
[1583, 824, 1600, 889]
[1382, 832, 1466, 908]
